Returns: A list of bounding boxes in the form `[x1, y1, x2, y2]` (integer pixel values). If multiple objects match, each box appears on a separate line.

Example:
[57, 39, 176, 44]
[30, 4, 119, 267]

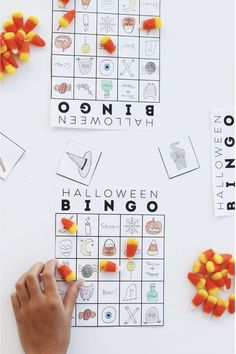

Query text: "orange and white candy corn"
[203, 295, 217, 314]
[99, 260, 119, 272]
[213, 298, 228, 318]
[19, 39, 30, 61]
[57, 10, 76, 30]
[141, 17, 162, 31]
[61, 217, 78, 234]
[23, 16, 39, 34]
[126, 238, 138, 259]
[3, 50, 19, 68]
[12, 12, 24, 31]
[199, 249, 214, 264]
[27, 31, 46, 47]
[227, 257, 235, 278]
[1, 56, 16, 75]
[100, 36, 116, 54]
[211, 272, 225, 289]
[0, 36, 7, 54]
[191, 289, 208, 308]
[3, 19, 17, 33]
[213, 253, 232, 265]
[228, 294, 235, 314]
[188, 272, 206, 289]
[206, 261, 221, 273]
[205, 277, 220, 296]
[3, 32, 18, 54]
[192, 261, 207, 275]
[58, 263, 76, 283]
[58, 0, 71, 8]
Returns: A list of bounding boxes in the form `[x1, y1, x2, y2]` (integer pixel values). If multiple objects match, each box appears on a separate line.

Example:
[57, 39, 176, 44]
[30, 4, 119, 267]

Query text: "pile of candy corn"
[0, 12, 46, 80]
[188, 249, 235, 318]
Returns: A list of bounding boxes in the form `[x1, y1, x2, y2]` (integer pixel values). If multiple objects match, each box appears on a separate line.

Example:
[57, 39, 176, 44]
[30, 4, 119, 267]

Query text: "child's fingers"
[11, 292, 21, 318]
[25, 262, 45, 298]
[64, 279, 84, 318]
[15, 273, 30, 304]
[41, 259, 58, 295]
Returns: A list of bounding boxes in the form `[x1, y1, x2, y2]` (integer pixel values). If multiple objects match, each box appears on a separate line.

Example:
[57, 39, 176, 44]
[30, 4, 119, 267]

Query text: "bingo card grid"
[55, 213, 165, 327]
[51, 0, 161, 103]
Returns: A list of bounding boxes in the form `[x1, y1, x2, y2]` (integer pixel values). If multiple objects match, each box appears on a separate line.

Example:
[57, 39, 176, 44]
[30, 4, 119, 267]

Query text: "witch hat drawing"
[67, 151, 92, 178]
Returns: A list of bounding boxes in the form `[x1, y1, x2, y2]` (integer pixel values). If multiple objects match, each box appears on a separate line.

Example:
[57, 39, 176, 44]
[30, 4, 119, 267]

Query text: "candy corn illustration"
[61, 217, 78, 234]
[99, 260, 119, 272]
[58, 263, 76, 283]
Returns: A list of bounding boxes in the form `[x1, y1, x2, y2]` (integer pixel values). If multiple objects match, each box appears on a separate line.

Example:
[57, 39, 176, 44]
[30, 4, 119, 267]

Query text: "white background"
[0, 0, 234, 353]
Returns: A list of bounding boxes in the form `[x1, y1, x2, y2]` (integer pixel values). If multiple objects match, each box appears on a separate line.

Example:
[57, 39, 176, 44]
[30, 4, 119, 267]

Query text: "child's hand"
[11, 260, 83, 354]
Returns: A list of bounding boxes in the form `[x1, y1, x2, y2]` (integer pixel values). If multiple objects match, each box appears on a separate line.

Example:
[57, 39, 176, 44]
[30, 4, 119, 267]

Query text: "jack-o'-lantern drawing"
[145, 218, 162, 235]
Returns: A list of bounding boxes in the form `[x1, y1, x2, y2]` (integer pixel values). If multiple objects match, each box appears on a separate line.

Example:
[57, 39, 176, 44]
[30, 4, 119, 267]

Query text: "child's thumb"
[64, 279, 84, 318]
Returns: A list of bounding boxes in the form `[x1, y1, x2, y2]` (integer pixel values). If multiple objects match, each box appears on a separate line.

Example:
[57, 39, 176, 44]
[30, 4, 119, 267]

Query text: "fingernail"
[77, 278, 84, 287]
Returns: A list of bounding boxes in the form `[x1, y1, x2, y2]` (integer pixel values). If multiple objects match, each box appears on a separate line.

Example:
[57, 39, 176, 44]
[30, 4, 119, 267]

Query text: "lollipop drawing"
[66, 151, 92, 178]
[127, 261, 136, 280]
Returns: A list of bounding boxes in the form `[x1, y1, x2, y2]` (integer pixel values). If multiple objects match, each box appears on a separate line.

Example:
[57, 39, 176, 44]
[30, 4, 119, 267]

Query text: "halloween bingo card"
[51, 0, 161, 130]
[55, 185, 165, 327]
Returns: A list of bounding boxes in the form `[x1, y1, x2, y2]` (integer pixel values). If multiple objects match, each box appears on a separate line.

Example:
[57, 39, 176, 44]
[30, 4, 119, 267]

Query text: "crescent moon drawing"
[123, 0, 136, 12]
[80, 238, 94, 257]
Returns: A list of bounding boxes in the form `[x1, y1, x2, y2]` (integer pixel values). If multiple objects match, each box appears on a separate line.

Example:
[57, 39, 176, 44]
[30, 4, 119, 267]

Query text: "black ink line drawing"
[145, 39, 158, 56]
[78, 264, 97, 278]
[55, 35, 72, 52]
[99, 15, 115, 33]
[169, 142, 187, 170]
[123, 0, 136, 12]
[124, 217, 141, 235]
[0, 158, 6, 172]
[123, 284, 137, 301]
[102, 0, 115, 11]
[67, 151, 92, 178]
[102, 239, 117, 256]
[80, 284, 94, 301]
[77, 83, 93, 96]
[143, 83, 157, 100]
[122, 17, 135, 33]
[101, 80, 113, 98]
[100, 59, 114, 76]
[54, 62, 71, 69]
[81, 0, 91, 10]
[83, 14, 89, 32]
[124, 306, 139, 324]
[85, 217, 91, 236]
[102, 306, 117, 323]
[144, 307, 161, 324]
[77, 57, 93, 75]
[59, 239, 73, 257]
[80, 238, 94, 256]
[120, 59, 135, 77]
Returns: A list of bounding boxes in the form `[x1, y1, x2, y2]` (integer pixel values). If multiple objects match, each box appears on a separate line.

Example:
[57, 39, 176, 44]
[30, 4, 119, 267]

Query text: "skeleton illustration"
[169, 142, 187, 170]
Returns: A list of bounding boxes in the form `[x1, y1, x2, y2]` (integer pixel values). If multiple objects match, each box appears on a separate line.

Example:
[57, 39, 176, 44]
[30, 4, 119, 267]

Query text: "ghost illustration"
[123, 284, 137, 301]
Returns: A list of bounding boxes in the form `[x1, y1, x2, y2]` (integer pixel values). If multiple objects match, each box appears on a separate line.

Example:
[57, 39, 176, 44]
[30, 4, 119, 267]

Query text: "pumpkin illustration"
[145, 218, 162, 235]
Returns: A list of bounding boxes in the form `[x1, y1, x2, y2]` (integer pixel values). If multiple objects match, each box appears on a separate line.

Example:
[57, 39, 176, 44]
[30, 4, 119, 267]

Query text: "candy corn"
[57, 10, 76, 30]
[61, 217, 78, 234]
[211, 272, 225, 289]
[58, 0, 71, 8]
[205, 277, 220, 296]
[1, 56, 16, 74]
[3, 19, 17, 33]
[23, 16, 39, 34]
[3, 50, 19, 68]
[141, 17, 162, 31]
[15, 30, 26, 46]
[19, 40, 30, 61]
[199, 249, 214, 264]
[99, 260, 119, 272]
[206, 261, 221, 273]
[192, 261, 207, 275]
[228, 294, 235, 314]
[58, 263, 76, 283]
[191, 289, 208, 308]
[188, 272, 206, 289]
[3, 32, 18, 54]
[203, 295, 217, 314]
[27, 31, 46, 47]
[0, 36, 7, 54]
[12, 12, 24, 31]
[213, 253, 232, 265]
[213, 298, 228, 318]
[0, 61, 4, 80]
[100, 36, 116, 54]
[126, 238, 138, 259]
[227, 257, 235, 278]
